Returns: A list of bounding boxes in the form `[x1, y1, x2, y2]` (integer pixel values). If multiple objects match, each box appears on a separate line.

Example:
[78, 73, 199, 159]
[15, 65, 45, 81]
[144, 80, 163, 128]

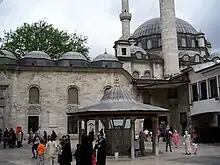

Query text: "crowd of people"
[0, 128, 24, 148]
[26, 127, 106, 165]
[134, 125, 199, 157]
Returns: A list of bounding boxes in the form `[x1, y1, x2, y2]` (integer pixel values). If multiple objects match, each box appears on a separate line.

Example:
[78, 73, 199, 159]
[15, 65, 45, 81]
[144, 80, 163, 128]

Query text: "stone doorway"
[28, 116, 39, 133]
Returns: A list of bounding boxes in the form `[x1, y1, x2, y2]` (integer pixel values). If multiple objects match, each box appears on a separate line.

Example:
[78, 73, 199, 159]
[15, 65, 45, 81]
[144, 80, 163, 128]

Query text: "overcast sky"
[0, 0, 219, 58]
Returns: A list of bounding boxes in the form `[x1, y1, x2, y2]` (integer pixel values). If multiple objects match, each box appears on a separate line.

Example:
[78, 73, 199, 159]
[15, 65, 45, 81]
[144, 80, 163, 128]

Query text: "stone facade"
[0, 68, 133, 134]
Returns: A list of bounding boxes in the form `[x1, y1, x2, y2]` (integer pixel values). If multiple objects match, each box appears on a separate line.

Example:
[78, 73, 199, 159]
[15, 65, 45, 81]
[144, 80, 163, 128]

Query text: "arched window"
[143, 71, 151, 78]
[183, 55, 190, 61]
[194, 55, 200, 62]
[132, 71, 140, 79]
[147, 40, 152, 49]
[182, 38, 186, 47]
[68, 86, 78, 104]
[29, 86, 40, 104]
[192, 39, 195, 48]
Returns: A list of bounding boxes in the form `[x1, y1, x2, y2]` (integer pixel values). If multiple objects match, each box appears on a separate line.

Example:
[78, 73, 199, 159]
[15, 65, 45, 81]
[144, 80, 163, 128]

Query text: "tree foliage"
[1, 20, 90, 59]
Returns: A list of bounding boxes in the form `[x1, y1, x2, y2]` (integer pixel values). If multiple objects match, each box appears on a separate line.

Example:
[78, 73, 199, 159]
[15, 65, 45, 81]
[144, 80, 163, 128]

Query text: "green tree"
[1, 20, 90, 59]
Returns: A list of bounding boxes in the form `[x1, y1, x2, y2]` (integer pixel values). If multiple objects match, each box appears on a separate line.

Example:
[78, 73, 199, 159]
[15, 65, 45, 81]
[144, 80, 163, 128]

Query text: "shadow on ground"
[167, 156, 220, 165]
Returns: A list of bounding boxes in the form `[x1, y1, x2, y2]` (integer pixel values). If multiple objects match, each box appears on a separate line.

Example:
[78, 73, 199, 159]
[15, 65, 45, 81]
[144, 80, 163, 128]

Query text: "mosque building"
[0, 0, 218, 138]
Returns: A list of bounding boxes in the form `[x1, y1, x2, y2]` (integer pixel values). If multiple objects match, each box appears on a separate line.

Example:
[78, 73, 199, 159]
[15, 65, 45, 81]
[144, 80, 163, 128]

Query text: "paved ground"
[0, 140, 220, 165]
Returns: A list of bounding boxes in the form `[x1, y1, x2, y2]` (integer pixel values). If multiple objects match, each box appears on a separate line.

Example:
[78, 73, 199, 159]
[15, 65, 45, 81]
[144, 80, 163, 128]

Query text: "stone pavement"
[0, 140, 220, 165]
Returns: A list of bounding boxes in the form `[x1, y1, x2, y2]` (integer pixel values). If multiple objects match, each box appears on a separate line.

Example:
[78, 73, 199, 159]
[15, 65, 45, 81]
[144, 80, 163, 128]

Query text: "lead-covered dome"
[93, 52, 119, 62]
[24, 51, 51, 60]
[59, 52, 87, 61]
[0, 50, 17, 59]
[132, 17, 198, 38]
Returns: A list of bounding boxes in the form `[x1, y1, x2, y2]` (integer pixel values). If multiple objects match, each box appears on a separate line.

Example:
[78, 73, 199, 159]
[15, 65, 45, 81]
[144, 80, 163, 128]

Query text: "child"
[37, 140, 46, 165]
[74, 144, 80, 165]
[192, 143, 198, 155]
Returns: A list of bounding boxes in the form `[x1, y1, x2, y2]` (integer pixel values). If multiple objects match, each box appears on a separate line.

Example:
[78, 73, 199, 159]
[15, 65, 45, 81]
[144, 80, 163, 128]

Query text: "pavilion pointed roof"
[73, 77, 168, 117]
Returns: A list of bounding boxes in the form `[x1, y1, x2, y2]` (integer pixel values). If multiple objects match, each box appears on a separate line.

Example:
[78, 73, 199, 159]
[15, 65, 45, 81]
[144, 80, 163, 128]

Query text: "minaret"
[159, 0, 180, 77]
[119, 0, 132, 40]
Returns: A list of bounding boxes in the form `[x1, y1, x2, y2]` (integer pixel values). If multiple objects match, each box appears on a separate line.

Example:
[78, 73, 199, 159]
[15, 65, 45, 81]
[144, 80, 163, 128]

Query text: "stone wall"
[0, 69, 132, 134]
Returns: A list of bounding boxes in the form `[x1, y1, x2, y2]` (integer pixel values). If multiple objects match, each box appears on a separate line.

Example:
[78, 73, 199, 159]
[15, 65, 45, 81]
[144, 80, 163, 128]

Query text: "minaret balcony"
[120, 12, 132, 21]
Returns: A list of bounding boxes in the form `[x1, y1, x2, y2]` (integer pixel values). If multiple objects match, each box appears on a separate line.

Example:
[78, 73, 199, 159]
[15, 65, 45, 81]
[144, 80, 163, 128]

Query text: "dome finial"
[104, 48, 107, 54]
[115, 76, 120, 87]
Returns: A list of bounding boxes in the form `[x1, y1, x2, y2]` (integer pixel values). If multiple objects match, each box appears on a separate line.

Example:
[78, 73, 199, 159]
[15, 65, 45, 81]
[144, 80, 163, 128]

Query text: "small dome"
[131, 45, 147, 55]
[0, 50, 17, 59]
[93, 51, 119, 62]
[59, 52, 87, 61]
[24, 51, 51, 60]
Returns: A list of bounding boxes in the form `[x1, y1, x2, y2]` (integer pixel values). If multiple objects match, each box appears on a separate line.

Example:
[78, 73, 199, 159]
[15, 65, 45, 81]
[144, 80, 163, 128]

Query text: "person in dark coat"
[43, 131, 48, 145]
[74, 144, 80, 165]
[51, 130, 57, 141]
[79, 133, 93, 165]
[3, 128, 9, 148]
[59, 135, 72, 165]
[94, 134, 106, 165]
[10, 128, 16, 148]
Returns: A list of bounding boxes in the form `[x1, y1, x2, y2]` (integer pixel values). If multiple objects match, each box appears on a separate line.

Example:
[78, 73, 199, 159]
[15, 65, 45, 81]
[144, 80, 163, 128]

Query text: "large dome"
[132, 17, 198, 38]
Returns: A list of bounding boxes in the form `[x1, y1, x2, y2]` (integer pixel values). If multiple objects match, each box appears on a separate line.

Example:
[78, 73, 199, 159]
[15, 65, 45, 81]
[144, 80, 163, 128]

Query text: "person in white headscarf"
[183, 131, 192, 155]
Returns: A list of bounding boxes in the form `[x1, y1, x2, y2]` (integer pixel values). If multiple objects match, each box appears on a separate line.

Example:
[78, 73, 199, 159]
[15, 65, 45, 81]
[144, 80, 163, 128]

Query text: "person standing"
[32, 134, 40, 159]
[183, 131, 192, 155]
[172, 130, 179, 148]
[17, 130, 23, 148]
[79, 132, 92, 165]
[46, 136, 57, 165]
[51, 130, 57, 141]
[43, 131, 47, 145]
[59, 135, 72, 165]
[37, 140, 46, 165]
[3, 128, 9, 148]
[94, 134, 106, 165]
[139, 131, 145, 156]
[28, 128, 34, 144]
[165, 129, 172, 152]
[74, 144, 81, 165]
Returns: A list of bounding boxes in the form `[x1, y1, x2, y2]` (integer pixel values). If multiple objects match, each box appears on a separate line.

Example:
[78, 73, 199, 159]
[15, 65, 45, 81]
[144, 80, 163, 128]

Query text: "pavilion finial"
[115, 76, 119, 87]
[104, 48, 107, 54]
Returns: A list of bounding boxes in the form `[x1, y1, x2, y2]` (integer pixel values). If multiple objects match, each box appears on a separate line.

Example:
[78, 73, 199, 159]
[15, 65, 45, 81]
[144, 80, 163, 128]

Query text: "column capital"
[151, 116, 159, 122]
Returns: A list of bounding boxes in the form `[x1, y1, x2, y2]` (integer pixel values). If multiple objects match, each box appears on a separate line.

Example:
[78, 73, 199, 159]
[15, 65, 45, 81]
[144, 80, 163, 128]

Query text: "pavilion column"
[130, 118, 135, 159]
[78, 120, 82, 144]
[95, 119, 99, 134]
[84, 120, 88, 135]
[152, 116, 159, 156]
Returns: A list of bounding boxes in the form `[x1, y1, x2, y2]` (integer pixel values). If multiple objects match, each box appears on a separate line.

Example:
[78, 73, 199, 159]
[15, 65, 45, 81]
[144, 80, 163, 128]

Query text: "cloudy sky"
[0, 0, 219, 58]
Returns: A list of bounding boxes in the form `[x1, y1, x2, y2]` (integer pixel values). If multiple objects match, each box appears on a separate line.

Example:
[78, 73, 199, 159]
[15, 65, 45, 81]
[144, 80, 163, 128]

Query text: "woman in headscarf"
[46, 136, 57, 165]
[94, 133, 106, 165]
[79, 130, 92, 165]
[183, 131, 192, 155]
[59, 135, 72, 165]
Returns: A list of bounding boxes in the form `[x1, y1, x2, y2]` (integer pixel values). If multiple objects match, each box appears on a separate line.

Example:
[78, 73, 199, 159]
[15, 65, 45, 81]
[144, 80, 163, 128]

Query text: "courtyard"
[0, 140, 219, 165]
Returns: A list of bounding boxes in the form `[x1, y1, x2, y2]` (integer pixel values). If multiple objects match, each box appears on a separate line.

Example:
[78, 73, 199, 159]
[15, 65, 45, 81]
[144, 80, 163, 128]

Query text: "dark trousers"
[3, 140, 7, 148]
[166, 141, 172, 152]
[17, 141, 22, 148]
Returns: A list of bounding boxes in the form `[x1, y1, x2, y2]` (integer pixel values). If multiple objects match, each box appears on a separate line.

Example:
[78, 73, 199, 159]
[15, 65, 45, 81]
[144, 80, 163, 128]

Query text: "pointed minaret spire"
[104, 48, 107, 54]
[119, 0, 132, 40]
